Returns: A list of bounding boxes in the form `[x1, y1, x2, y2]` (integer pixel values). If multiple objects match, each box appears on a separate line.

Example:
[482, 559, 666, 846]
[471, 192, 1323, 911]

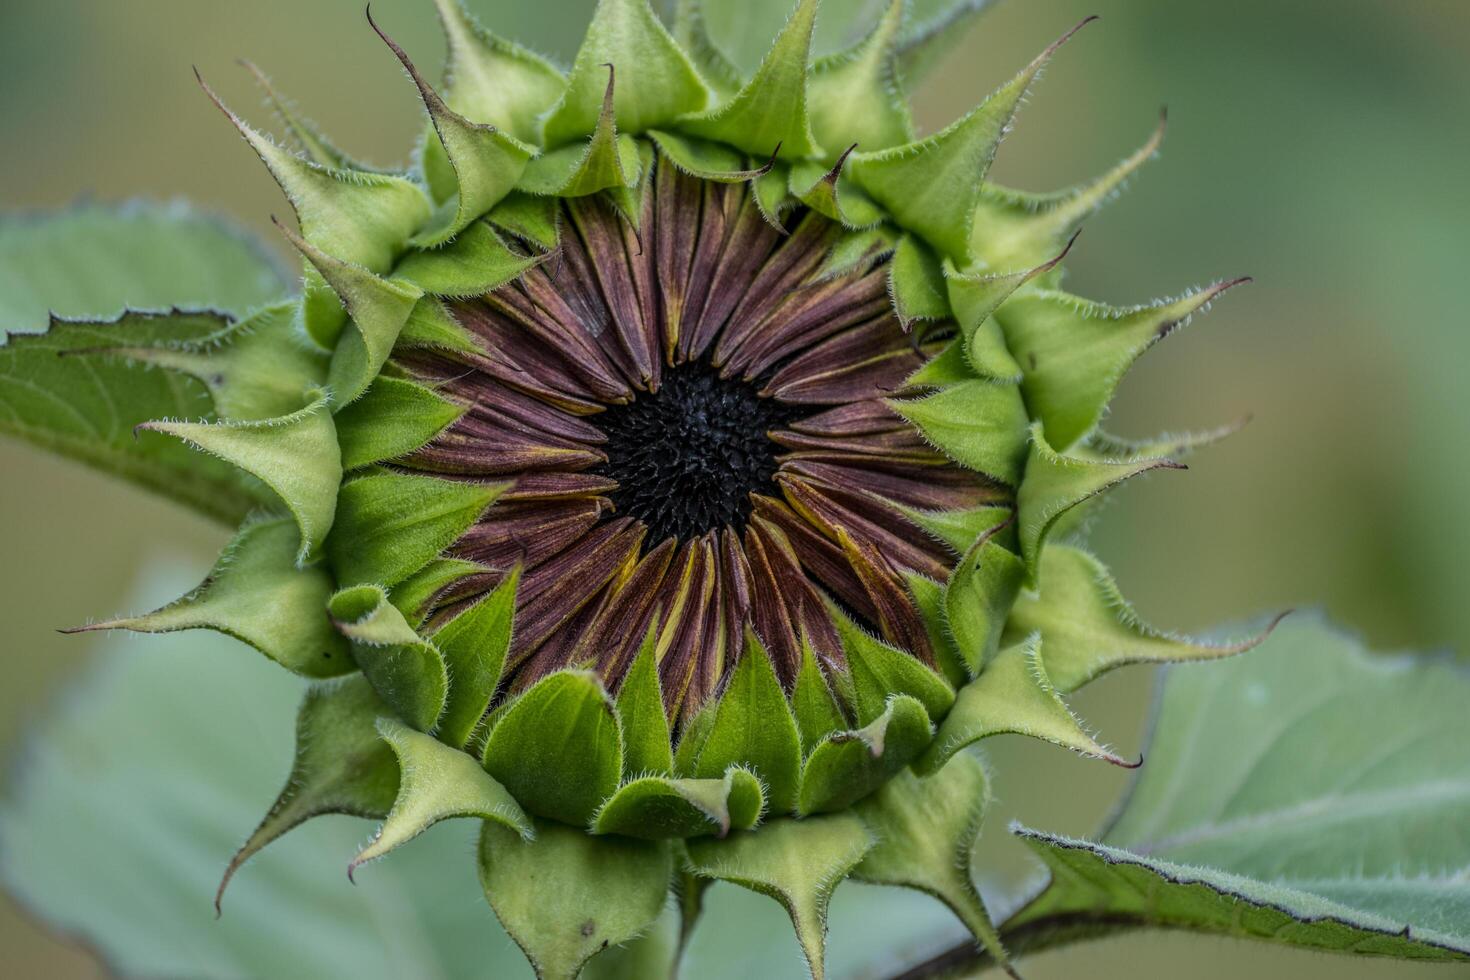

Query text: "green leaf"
[350, 718, 531, 877]
[592, 768, 764, 839]
[1007, 544, 1285, 694]
[919, 635, 1133, 773]
[140, 392, 340, 564]
[1016, 423, 1182, 583]
[679, 0, 819, 159]
[479, 818, 672, 980]
[807, 0, 913, 155]
[691, 631, 803, 816]
[828, 601, 954, 726]
[217, 675, 401, 908]
[431, 567, 519, 750]
[685, 813, 875, 980]
[0, 200, 287, 331]
[995, 279, 1249, 451]
[888, 378, 1029, 486]
[797, 695, 932, 815]
[328, 469, 503, 588]
[616, 627, 676, 777]
[854, 756, 1011, 971]
[67, 516, 351, 678]
[482, 670, 623, 826]
[942, 526, 1023, 676]
[543, 0, 710, 147]
[334, 376, 465, 470]
[849, 21, 1091, 263]
[329, 584, 449, 733]
[1010, 617, 1470, 961]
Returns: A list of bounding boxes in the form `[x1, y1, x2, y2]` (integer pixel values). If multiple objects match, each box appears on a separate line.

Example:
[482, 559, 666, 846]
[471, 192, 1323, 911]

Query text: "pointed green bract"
[685, 813, 875, 980]
[904, 572, 966, 689]
[889, 378, 1029, 486]
[396, 295, 484, 353]
[942, 528, 1024, 677]
[215, 676, 399, 910]
[432, 568, 519, 749]
[482, 670, 623, 826]
[389, 556, 486, 627]
[671, 0, 742, 98]
[350, 718, 530, 876]
[520, 69, 644, 198]
[679, 0, 819, 158]
[920, 635, 1132, 773]
[692, 632, 802, 815]
[792, 640, 847, 755]
[896, 502, 1011, 557]
[648, 129, 775, 182]
[68, 517, 350, 678]
[488, 191, 562, 250]
[853, 757, 1012, 971]
[849, 22, 1088, 262]
[240, 60, 368, 172]
[798, 695, 932, 815]
[828, 601, 954, 725]
[329, 584, 449, 733]
[616, 629, 676, 777]
[887, 234, 949, 326]
[394, 220, 546, 297]
[1008, 545, 1283, 694]
[592, 768, 764, 839]
[807, 0, 912, 155]
[790, 154, 885, 229]
[544, 0, 709, 147]
[334, 376, 464, 470]
[945, 236, 1073, 379]
[996, 279, 1248, 450]
[140, 393, 339, 564]
[1017, 424, 1182, 581]
[328, 469, 503, 588]
[480, 819, 673, 980]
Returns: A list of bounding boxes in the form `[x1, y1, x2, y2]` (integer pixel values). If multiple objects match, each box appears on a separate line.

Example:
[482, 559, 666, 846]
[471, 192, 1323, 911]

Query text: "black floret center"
[595, 363, 802, 542]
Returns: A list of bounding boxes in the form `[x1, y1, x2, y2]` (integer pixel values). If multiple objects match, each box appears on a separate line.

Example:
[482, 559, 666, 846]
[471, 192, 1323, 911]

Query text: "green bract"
[0, 1, 1285, 977]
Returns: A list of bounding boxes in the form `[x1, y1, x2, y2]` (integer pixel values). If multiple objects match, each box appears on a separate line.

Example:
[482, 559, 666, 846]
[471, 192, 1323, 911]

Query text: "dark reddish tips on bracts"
[403, 157, 997, 727]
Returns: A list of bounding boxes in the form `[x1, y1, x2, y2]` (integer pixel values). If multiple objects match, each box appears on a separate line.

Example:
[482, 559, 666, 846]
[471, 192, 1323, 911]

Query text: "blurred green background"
[3, 0, 1468, 976]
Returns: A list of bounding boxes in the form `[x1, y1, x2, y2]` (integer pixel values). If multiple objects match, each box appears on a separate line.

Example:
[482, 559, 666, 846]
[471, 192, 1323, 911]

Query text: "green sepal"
[520, 67, 642, 198]
[904, 572, 966, 689]
[349, 717, 531, 877]
[197, 73, 429, 345]
[394, 220, 546, 298]
[752, 161, 795, 227]
[648, 129, 778, 183]
[275, 220, 424, 408]
[389, 556, 486, 628]
[428, 0, 565, 151]
[887, 234, 949, 326]
[996, 279, 1249, 450]
[848, 21, 1090, 263]
[792, 639, 847, 755]
[432, 567, 519, 749]
[797, 694, 932, 816]
[487, 191, 563, 251]
[827, 601, 955, 726]
[672, 697, 716, 776]
[1008, 545, 1285, 694]
[240, 60, 371, 172]
[691, 630, 802, 816]
[616, 627, 676, 777]
[896, 502, 1012, 557]
[543, 0, 709, 148]
[789, 148, 885, 230]
[1085, 417, 1249, 462]
[482, 670, 623, 826]
[918, 634, 1134, 774]
[1017, 423, 1182, 582]
[327, 469, 504, 588]
[368, 11, 534, 247]
[396, 295, 483, 354]
[888, 378, 1029, 486]
[943, 525, 1024, 676]
[479, 819, 672, 980]
[214, 676, 399, 910]
[853, 756, 1013, 973]
[807, 0, 913, 155]
[969, 111, 1166, 273]
[944, 234, 1075, 380]
[98, 302, 326, 421]
[139, 392, 339, 565]
[335, 376, 463, 470]
[678, 0, 819, 159]
[684, 813, 875, 980]
[814, 224, 898, 282]
[592, 768, 764, 839]
[329, 584, 449, 733]
[66, 516, 351, 678]
[904, 337, 975, 388]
